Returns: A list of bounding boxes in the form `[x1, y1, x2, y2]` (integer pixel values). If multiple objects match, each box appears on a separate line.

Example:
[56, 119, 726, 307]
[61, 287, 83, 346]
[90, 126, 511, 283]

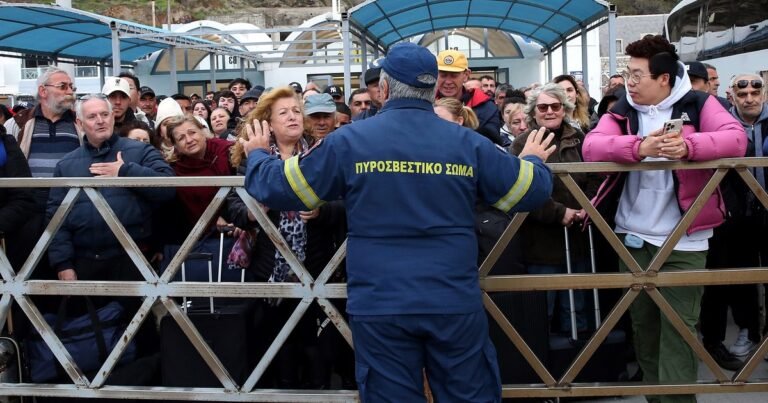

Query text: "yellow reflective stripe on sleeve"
[493, 159, 534, 212]
[284, 155, 323, 209]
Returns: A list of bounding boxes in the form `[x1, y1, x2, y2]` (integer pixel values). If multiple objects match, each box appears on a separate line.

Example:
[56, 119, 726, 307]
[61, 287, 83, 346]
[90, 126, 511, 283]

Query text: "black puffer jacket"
[0, 131, 35, 239]
[47, 134, 175, 271]
[0, 131, 35, 268]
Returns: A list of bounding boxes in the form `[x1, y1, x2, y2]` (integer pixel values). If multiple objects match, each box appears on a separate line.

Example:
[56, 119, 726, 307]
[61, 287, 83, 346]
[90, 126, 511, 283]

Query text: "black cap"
[140, 86, 155, 97]
[336, 102, 351, 116]
[324, 85, 344, 98]
[364, 68, 381, 86]
[289, 82, 303, 93]
[12, 101, 33, 113]
[241, 87, 263, 102]
[685, 61, 709, 80]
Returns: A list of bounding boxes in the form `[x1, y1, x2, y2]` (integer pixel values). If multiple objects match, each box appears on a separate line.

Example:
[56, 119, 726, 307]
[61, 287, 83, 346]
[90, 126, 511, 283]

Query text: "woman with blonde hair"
[433, 97, 479, 129]
[500, 100, 528, 145]
[165, 115, 233, 234]
[226, 86, 347, 389]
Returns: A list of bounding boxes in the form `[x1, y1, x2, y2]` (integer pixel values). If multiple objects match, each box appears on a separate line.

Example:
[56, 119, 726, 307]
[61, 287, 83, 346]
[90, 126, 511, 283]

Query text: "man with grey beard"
[19, 67, 80, 181]
[14, 67, 81, 283]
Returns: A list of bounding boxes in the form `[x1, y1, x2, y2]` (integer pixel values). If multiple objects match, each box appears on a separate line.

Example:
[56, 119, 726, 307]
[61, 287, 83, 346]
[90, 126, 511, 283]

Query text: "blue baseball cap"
[380, 43, 437, 89]
[304, 93, 337, 115]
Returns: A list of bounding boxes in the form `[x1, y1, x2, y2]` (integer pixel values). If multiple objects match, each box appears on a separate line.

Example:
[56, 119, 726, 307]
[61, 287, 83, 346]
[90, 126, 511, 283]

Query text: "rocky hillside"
[5, 0, 365, 27]
[5, 0, 679, 28]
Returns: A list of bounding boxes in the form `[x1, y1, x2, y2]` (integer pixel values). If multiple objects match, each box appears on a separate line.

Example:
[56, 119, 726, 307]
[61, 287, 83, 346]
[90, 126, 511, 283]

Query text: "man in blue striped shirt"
[15, 67, 81, 281]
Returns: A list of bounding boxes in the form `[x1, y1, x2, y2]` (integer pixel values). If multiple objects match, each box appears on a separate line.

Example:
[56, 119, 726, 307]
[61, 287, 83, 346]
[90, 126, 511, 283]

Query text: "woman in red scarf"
[166, 116, 233, 232]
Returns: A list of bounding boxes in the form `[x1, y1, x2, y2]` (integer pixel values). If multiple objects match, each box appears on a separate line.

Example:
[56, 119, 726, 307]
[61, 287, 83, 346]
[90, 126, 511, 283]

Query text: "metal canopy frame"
[347, 0, 618, 91]
[347, 0, 611, 50]
[0, 3, 257, 65]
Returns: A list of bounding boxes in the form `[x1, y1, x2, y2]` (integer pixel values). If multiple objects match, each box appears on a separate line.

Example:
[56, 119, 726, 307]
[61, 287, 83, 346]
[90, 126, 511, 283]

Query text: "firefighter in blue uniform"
[240, 43, 555, 402]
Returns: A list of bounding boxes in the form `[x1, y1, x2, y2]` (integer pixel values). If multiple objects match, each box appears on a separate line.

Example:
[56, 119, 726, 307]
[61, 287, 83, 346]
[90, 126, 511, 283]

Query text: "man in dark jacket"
[47, 95, 174, 283]
[435, 49, 505, 146]
[352, 60, 382, 122]
[699, 74, 768, 367]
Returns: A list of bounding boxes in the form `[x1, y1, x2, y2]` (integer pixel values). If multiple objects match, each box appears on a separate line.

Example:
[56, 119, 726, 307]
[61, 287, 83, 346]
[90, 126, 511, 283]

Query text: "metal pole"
[562, 39, 568, 76]
[581, 27, 589, 92]
[98, 62, 106, 88]
[361, 32, 368, 83]
[239, 57, 245, 79]
[166, 0, 171, 30]
[341, 14, 351, 99]
[209, 52, 216, 93]
[169, 45, 178, 94]
[110, 23, 121, 75]
[151, 1, 156, 27]
[483, 28, 489, 58]
[547, 52, 553, 82]
[564, 227, 577, 341]
[443, 30, 449, 50]
[608, 4, 618, 76]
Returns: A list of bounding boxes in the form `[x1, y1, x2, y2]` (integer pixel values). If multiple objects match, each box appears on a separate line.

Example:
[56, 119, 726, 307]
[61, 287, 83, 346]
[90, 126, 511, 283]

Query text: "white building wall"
[0, 57, 21, 95]
[545, 28, 602, 99]
[261, 62, 361, 89]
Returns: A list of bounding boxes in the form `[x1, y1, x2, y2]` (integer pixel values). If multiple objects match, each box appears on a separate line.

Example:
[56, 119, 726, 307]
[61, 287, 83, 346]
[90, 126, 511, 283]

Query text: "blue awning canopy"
[0, 3, 255, 64]
[348, 0, 610, 50]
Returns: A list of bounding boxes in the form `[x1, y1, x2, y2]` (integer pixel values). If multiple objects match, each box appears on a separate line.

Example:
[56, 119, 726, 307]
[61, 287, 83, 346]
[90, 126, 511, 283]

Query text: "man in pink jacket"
[583, 35, 746, 403]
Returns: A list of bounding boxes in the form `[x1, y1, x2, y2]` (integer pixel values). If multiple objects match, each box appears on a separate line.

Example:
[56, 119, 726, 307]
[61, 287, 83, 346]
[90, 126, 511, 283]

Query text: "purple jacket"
[583, 91, 747, 234]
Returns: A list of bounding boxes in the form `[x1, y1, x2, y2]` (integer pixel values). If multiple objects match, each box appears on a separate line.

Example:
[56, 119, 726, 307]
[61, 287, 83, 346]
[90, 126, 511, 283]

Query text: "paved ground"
[579, 312, 768, 403]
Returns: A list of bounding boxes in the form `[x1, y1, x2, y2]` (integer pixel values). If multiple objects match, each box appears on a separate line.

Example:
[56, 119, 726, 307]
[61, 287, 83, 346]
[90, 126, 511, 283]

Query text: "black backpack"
[475, 203, 524, 275]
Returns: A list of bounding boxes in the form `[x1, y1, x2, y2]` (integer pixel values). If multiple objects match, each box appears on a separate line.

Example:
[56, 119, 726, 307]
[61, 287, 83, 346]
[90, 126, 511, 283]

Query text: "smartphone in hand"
[662, 119, 683, 136]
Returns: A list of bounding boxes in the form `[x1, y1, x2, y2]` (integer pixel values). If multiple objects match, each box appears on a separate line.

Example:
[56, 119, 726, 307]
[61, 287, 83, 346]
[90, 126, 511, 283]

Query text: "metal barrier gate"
[0, 158, 768, 401]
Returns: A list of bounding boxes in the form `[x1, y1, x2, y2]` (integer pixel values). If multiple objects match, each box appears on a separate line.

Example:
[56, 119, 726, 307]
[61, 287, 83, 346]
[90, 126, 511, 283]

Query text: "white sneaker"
[730, 328, 756, 357]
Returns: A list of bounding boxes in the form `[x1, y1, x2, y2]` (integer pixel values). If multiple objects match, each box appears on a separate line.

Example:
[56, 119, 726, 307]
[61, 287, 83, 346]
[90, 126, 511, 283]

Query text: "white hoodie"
[614, 61, 712, 251]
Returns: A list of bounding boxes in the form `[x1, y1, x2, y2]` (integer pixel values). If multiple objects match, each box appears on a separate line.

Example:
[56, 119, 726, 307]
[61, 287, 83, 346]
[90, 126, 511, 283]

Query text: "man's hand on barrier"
[240, 120, 271, 155]
[519, 127, 556, 161]
[89, 151, 124, 177]
[659, 132, 689, 160]
[639, 128, 667, 158]
[58, 269, 77, 281]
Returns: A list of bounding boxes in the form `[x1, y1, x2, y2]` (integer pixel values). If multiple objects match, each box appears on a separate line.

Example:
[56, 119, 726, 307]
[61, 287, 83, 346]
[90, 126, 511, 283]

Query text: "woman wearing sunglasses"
[510, 83, 602, 334]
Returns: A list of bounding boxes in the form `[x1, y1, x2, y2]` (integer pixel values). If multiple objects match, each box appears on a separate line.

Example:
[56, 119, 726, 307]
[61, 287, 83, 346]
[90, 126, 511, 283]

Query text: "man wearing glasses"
[14, 67, 81, 288]
[699, 75, 768, 366]
[584, 35, 746, 403]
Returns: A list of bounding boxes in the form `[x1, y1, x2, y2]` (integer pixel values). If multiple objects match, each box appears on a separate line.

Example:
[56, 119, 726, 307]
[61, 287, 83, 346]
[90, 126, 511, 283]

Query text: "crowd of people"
[0, 33, 765, 402]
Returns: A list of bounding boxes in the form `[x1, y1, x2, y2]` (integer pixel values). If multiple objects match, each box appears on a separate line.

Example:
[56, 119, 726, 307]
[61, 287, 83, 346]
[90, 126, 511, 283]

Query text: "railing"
[74, 66, 99, 78]
[20, 67, 52, 80]
[0, 158, 768, 401]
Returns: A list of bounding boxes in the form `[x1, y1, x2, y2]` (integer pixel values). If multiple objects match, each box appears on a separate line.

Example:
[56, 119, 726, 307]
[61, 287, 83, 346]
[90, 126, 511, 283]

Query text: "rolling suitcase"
[160, 230, 256, 387]
[547, 226, 628, 382]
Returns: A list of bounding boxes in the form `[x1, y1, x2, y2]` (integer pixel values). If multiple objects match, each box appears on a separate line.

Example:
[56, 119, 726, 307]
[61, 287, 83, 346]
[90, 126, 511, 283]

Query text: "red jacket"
[172, 138, 233, 226]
